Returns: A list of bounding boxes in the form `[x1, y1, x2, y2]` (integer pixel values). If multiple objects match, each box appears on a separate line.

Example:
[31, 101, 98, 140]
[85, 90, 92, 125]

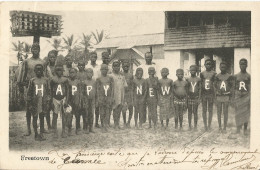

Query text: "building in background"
[164, 11, 251, 76]
[95, 33, 164, 73]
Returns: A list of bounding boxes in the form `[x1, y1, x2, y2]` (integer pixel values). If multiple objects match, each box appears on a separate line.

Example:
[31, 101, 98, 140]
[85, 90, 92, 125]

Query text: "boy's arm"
[142, 80, 148, 102]
[27, 79, 33, 104]
[110, 77, 114, 105]
[65, 79, 69, 107]
[198, 79, 202, 100]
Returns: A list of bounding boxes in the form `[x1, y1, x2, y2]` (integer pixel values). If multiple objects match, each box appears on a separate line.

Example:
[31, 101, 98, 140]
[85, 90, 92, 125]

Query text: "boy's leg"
[25, 110, 32, 136]
[152, 104, 157, 128]
[39, 113, 46, 140]
[134, 106, 138, 127]
[99, 106, 104, 128]
[147, 103, 152, 128]
[188, 103, 192, 129]
[223, 103, 229, 131]
[61, 107, 67, 138]
[45, 110, 51, 132]
[52, 113, 58, 137]
[244, 122, 248, 135]
[139, 106, 143, 129]
[208, 97, 214, 130]
[179, 104, 184, 129]
[193, 104, 199, 130]
[127, 105, 133, 127]
[174, 105, 179, 129]
[216, 102, 222, 131]
[95, 106, 100, 128]
[202, 97, 208, 130]
[75, 111, 80, 134]
[89, 104, 95, 133]
[84, 106, 89, 134]
[32, 114, 38, 139]
[82, 109, 87, 131]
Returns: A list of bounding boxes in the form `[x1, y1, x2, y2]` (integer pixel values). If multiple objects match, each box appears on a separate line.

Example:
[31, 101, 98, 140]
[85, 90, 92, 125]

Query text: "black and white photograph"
[1, 1, 260, 169]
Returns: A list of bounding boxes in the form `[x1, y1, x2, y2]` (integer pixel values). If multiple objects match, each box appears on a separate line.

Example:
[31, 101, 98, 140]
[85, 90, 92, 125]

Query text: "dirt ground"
[9, 106, 250, 151]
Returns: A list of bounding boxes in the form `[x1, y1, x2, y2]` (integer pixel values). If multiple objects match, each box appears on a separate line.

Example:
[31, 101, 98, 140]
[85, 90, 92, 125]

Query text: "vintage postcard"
[1, 1, 260, 169]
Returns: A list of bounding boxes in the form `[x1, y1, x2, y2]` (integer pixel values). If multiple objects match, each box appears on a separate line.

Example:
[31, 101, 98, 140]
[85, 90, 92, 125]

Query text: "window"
[167, 13, 176, 28]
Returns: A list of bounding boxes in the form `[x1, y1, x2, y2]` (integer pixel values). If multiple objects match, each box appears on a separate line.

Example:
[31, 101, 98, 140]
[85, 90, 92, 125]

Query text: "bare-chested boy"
[200, 59, 216, 131]
[27, 64, 50, 141]
[214, 62, 233, 133]
[122, 61, 134, 128]
[77, 60, 88, 131]
[133, 68, 147, 129]
[233, 58, 250, 136]
[186, 65, 201, 131]
[173, 69, 188, 131]
[111, 61, 128, 130]
[68, 68, 81, 135]
[50, 65, 69, 138]
[82, 68, 97, 133]
[96, 64, 114, 132]
[158, 68, 173, 129]
[146, 67, 159, 129]
[17, 43, 45, 136]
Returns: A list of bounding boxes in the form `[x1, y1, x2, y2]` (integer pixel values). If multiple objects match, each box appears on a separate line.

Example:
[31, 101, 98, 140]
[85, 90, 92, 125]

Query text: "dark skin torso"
[173, 80, 188, 99]
[51, 76, 68, 100]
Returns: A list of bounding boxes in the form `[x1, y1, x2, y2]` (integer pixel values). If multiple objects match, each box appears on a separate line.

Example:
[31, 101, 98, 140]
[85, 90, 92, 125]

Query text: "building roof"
[95, 33, 164, 49]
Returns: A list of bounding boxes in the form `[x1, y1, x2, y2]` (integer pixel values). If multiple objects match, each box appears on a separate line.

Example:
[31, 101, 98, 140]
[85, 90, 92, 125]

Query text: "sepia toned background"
[1, 1, 260, 169]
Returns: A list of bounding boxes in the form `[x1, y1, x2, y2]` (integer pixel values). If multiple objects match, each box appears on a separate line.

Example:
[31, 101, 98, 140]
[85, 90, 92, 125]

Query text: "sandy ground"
[9, 106, 250, 151]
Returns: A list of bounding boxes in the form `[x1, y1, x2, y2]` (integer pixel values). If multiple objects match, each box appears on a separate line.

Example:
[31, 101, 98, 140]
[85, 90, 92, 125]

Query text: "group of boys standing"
[17, 43, 250, 141]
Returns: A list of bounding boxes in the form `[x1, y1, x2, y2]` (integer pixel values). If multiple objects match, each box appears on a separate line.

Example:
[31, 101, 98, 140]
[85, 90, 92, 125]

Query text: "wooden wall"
[164, 25, 250, 50]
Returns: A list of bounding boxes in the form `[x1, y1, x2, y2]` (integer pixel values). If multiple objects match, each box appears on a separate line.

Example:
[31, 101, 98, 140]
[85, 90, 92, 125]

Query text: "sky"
[10, 11, 164, 63]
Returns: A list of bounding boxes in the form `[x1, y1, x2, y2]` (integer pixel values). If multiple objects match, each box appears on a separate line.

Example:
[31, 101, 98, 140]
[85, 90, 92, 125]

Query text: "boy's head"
[102, 51, 110, 64]
[48, 50, 57, 65]
[86, 68, 94, 79]
[239, 58, 248, 72]
[100, 64, 108, 76]
[176, 69, 184, 80]
[55, 65, 64, 77]
[204, 59, 213, 71]
[148, 67, 156, 76]
[65, 55, 73, 67]
[135, 68, 143, 79]
[34, 64, 44, 77]
[77, 60, 86, 72]
[161, 68, 169, 78]
[220, 61, 228, 73]
[145, 52, 153, 64]
[90, 52, 97, 63]
[31, 43, 40, 57]
[122, 60, 130, 72]
[112, 60, 121, 73]
[189, 65, 197, 76]
[69, 68, 77, 79]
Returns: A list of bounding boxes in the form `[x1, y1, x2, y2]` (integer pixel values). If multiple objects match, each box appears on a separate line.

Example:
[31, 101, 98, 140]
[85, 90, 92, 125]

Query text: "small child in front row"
[200, 59, 216, 131]
[186, 65, 201, 131]
[133, 68, 147, 129]
[146, 67, 159, 129]
[68, 68, 81, 135]
[173, 69, 188, 131]
[27, 64, 50, 141]
[158, 68, 174, 129]
[77, 60, 87, 131]
[82, 68, 96, 133]
[50, 65, 69, 138]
